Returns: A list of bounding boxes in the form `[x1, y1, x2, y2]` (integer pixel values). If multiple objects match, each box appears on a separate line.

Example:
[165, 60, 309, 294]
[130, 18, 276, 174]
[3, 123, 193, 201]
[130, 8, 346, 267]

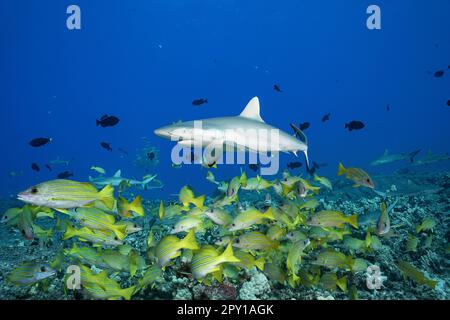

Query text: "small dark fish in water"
[57, 171, 73, 179]
[31, 163, 40, 172]
[273, 84, 282, 92]
[100, 142, 112, 151]
[45, 164, 52, 171]
[309, 161, 328, 176]
[386, 104, 390, 112]
[249, 164, 260, 172]
[96, 115, 120, 127]
[118, 148, 128, 156]
[287, 162, 302, 170]
[345, 121, 365, 131]
[446, 100, 450, 107]
[434, 70, 444, 78]
[321, 113, 330, 122]
[192, 99, 208, 106]
[299, 122, 310, 131]
[147, 152, 155, 161]
[29, 138, 51, 147]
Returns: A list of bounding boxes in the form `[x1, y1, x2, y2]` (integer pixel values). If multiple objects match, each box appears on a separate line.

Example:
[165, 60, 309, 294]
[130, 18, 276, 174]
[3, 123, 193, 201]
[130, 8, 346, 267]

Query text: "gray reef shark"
[88, 170, 161, 190]
[370, 149, 421, 166]
[154, 97, 309, 169]
[412, 151, 450, 166]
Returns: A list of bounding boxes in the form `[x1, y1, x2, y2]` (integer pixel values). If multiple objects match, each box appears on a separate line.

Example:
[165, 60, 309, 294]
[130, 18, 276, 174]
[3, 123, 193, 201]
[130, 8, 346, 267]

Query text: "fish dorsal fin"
[113, 170, 122, 178]
[384, 149, 389, 155]
[239, 97, 264, 122]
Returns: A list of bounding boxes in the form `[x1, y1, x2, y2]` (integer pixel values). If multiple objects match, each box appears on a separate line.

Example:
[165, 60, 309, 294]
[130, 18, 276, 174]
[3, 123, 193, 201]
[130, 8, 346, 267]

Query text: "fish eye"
[235, 239, 240, 244]
[40, 266, 46, 272]
[366, 179, 371, 183]
[133, 224, 137, 228]
[231, 223, 235, 227]
[114, 236, 119, 241]
[21, 229, 25, 235]
[30, 187, 38, 194]
[172, 226, 175, 229]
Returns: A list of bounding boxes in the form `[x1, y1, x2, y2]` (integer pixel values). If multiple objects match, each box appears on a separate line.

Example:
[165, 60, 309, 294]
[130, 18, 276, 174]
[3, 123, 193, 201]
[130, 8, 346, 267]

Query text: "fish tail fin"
[63, 224, 77, 240]
[337, 162, 346, 176]
[120, 286, 136, 300]
[179, 229, 199, 250]
[409, 149, 421, 163]
[239, 172, 247, 187]
[158, 200, 164, 220]
[129, 196, 144, 216]
[193, 195, 205, 210]
[113, 224, 127, 240]
[142, 174, 157, 189]
[255, 257, 265, 271]
[426, 279, 438, 289]
[98, 185, 115, 210]
[348, 214, 359, 229]
[415, 224, 421, 234]
[303, 150, 310, 173]
[337, 276, 348, 292]
[264, 207, 276, 220]
[219, 242, 240, 263]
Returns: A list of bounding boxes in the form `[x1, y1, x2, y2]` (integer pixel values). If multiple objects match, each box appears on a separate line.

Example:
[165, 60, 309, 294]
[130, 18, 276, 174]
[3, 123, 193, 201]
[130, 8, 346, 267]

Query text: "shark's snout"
[154, 127, 169, 138]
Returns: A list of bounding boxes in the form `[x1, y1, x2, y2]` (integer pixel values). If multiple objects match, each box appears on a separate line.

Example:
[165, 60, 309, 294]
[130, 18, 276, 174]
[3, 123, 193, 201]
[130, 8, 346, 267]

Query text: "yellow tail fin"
[129, 196, 144, 216]
[337, 276, 348, 292]
[98, 185, 115, 210]
[62, 224, 77, 240]
[193, 195, 205, 210]
[348, 214, 359, 229]
[120, 286, 136, 300]
[159, 200, 164, 220]
[337, 162, 346, 176]
[264, 207, 276, 221]
[219, 242, 240, 263]
[240, 172, 247, 187]
[255, 257, 265, 271]
[112, 224, 127, 240]
[179, 229, 199, 250]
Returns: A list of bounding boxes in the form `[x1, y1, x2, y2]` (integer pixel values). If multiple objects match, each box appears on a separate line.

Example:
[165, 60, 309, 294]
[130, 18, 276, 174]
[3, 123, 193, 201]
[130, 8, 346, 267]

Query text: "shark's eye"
[31, 187, 38, 194]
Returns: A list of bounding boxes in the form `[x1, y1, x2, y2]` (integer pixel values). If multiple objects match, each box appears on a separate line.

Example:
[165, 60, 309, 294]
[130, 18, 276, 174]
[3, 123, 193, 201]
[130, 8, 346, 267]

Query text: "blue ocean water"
[1, 1, 449, 198]
[0, 0, 449, 302]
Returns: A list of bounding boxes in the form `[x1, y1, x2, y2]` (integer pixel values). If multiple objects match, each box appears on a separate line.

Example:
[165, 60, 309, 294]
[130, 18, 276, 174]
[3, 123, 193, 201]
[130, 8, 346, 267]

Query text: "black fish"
[386, 104, 390, 112]
[31, 163, 40, 172]
[57, 171, 73, 179]
[434, 70, 444, 78]
[447, 100, 450, 107]
[345, 121, 365, 131]
[249, 164, 259, 172]
[273, 84, 282, 92]
[192, 99, 208, 106]
[299, 122, 310, 131]
[29, 138, 51, 147]
[147, 152, 155, 161]
[45, 164, 52, 171]
[100, 142, 112, 151]
[96, 115, 120, 128]
[287, 162, 302, 170]
[321, 113, 330, 122]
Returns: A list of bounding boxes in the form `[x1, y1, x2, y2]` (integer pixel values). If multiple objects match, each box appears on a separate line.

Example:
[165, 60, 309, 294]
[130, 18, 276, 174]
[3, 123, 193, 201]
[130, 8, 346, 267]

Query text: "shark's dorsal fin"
[239, 97, 264, 122]
[113, 170, 122, 177]
[384, 149, 389, 155]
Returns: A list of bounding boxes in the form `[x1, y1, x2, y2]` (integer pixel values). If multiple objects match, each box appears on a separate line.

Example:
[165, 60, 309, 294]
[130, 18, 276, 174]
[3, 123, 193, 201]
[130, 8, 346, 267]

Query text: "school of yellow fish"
[1, 162, 439, 300]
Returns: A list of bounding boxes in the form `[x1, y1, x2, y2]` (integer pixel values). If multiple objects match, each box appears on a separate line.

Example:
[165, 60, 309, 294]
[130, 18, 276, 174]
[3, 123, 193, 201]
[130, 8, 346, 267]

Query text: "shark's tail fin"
[409, 149, 421, 163]
[142, 174, 157, 190]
